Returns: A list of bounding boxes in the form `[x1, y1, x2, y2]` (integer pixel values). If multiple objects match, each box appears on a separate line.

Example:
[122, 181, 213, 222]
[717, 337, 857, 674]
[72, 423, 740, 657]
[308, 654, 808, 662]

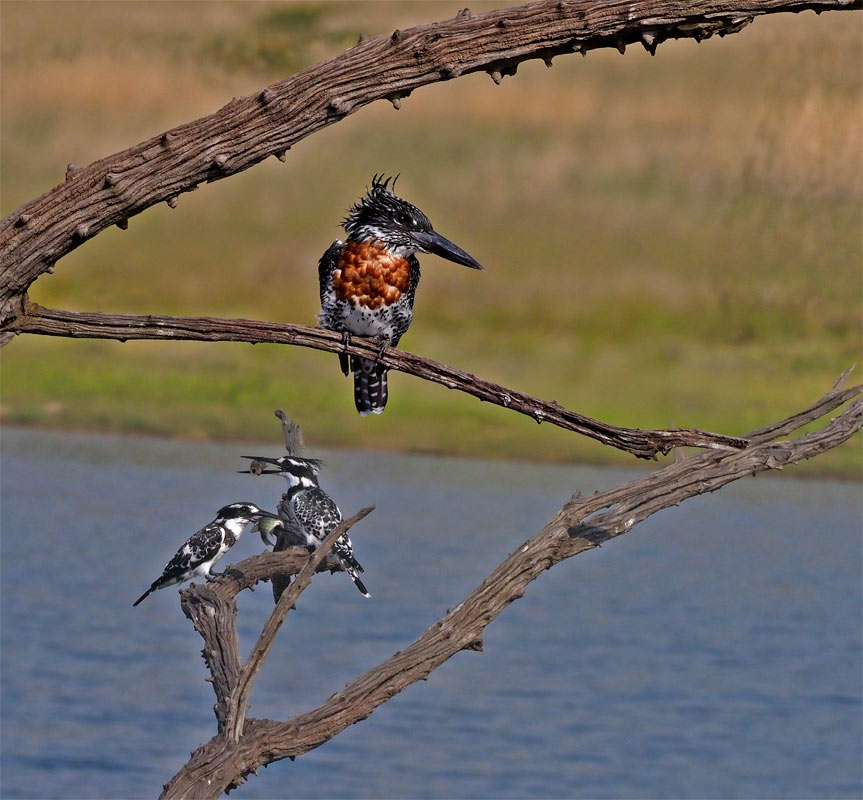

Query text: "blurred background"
[2, 1, 861, 473]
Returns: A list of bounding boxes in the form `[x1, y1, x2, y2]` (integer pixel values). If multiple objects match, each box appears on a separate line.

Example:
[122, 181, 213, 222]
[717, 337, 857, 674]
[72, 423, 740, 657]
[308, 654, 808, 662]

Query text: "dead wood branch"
[0, 0, 858, 328]
[224, 507, 374, 743]
[9, 303, 747, 459]
[181, 513, 373, 734]
[161, 374, 861, 800]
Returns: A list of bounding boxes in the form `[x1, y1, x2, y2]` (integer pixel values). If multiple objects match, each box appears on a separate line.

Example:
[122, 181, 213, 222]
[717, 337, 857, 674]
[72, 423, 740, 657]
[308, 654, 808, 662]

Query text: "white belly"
[340, 302, 397, 338]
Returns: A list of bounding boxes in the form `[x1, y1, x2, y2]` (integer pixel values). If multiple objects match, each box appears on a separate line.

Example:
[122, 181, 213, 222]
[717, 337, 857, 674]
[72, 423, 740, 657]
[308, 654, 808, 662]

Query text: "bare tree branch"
[224, 507, 375, 743]
[0, 0, 858, 328]
[161, 374, 861, 800]
[9, 303, 748, 459]
[181, 538, 370, 731]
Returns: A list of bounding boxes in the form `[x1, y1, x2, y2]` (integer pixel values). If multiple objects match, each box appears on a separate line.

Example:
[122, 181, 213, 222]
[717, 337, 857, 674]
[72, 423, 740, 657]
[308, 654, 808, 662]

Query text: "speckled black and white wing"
[318, 240, 343, 310]
[391, 253, 420, 346]
[289, 488, 370, 597]
[317, 240, 350, 376]
[133, 523, 229, 606]
[271, 497, 308, 550]
[290, 487, 342, 546]
[177, 523, 232, 572]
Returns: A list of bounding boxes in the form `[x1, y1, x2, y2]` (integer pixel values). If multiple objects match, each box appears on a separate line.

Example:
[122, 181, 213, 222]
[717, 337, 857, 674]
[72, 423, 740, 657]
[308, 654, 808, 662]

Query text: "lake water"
[1, 428, 860, 799]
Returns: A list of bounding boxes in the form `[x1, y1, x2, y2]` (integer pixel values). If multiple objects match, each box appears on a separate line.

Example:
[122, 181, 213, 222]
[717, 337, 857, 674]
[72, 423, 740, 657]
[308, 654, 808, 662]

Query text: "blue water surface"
[1, 428, 860, 799]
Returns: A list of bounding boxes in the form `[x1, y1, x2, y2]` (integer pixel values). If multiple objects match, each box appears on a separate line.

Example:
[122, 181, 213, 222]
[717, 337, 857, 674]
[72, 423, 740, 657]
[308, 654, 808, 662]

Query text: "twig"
[9, 304, 749, 459]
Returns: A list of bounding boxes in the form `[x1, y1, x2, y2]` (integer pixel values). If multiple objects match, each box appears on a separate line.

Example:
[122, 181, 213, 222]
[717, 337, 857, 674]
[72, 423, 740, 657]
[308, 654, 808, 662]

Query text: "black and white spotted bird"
[240, 455, 370, 597]
[318, 175, 483, 416]
[133, 502, 278, 606]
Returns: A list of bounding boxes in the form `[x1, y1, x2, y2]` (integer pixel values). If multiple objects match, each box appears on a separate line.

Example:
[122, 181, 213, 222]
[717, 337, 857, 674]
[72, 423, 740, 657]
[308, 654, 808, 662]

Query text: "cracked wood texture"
[223, 508, 374, 744]
[11, 304, 748, 459]
[0, 0, 859, 327]
[180, 549, 348, 730]
[161, 375, 862, 799]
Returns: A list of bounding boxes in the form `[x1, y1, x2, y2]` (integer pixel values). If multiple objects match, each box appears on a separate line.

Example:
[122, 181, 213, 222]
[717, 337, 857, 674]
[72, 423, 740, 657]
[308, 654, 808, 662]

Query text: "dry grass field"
[2, 1, 861, 474]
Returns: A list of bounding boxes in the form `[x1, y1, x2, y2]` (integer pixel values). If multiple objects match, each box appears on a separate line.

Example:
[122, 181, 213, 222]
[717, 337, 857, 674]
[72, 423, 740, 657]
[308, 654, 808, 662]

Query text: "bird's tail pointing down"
[335, 539, 371, 598]
[345, 566, 370, 598]
[351, 356, 387, 416]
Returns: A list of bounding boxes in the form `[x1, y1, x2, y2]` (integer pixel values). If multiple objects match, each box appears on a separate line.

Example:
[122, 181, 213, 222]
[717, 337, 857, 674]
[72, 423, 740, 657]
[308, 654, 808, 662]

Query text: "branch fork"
[180, 508, 374, 739]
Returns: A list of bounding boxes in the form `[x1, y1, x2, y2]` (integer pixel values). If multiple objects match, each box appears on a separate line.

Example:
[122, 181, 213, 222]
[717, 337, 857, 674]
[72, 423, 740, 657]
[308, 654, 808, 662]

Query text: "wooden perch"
[10, 303, 747, 459]
[161, 373, 861, 799]
[223, 507, 374, 743]
[0, 0, 859, 329]
[182, 510, 373, 734]
[179, 548, 349, 729]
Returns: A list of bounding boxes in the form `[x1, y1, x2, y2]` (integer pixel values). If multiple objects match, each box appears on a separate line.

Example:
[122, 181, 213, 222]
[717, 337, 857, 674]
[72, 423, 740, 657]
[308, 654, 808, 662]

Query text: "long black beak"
[411, 230, 484, 270]
[242, 455, 281, 464]
[238, 455, 283, 475]
[238, 470, 282, 474]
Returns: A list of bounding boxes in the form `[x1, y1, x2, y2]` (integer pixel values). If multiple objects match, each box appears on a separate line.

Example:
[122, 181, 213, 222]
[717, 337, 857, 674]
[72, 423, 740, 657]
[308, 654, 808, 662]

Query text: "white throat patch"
[223, 518, 249, 538]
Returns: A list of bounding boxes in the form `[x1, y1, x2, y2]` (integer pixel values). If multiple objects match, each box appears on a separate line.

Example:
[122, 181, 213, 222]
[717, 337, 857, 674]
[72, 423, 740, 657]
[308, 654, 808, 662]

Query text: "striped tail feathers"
[345, 566, 370, 598]
[335, 537, 370, 598]
[351, 355, 388, 416]
[336, 540, 365, 574]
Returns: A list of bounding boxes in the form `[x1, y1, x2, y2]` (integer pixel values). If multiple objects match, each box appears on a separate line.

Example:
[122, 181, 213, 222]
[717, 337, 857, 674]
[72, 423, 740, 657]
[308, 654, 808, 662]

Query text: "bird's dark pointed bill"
[411, 230, 484, 270]
[237, 469, 282, 474]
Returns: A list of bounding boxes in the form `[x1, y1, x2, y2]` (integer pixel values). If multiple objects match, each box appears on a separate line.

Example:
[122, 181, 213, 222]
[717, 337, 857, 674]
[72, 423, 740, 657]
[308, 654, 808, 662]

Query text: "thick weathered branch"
[10, 304, 748, 459]
[180, 549, 349, 729]
[1, 0, 858, 327]
[224, 507, 374, 743]
[161, 374, 861, 800]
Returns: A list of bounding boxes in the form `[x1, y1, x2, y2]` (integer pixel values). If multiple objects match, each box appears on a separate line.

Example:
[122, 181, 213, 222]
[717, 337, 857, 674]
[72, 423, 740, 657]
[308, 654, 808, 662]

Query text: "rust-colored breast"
[333, 241, 411, 309]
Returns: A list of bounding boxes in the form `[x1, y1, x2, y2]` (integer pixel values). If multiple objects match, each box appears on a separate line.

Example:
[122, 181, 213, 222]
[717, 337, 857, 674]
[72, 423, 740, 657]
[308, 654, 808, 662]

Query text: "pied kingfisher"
[318, 175, 483, 416]
[240, 455, 370, 597]
[133, 502, 278, 606]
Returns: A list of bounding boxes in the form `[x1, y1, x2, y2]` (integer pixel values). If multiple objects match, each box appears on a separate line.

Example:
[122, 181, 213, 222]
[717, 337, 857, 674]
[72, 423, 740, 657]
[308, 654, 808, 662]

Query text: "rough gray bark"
[181, 548, 353, 730]
[0, 0, 858, 329]
[162, 373, 861, 800]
